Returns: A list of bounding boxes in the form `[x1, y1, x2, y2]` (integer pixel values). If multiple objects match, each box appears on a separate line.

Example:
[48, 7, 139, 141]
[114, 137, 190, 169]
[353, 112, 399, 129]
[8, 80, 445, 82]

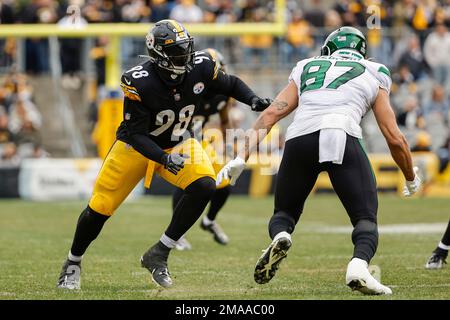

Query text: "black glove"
[161, 153, 189, 175]
[251, 97, 272, 112]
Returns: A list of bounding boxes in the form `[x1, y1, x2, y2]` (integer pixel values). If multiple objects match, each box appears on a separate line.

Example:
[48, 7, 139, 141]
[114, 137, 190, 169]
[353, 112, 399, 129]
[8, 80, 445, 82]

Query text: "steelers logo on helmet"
[146, 33, 155, 49]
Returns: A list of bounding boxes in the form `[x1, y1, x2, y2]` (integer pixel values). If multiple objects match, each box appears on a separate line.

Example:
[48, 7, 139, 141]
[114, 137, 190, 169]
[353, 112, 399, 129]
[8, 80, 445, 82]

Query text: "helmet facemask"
[146, 33, 194, 77]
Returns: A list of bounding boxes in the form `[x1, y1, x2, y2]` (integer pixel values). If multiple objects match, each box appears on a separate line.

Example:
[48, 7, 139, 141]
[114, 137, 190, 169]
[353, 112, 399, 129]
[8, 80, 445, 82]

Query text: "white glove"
[216, 156, 246, 186]
[403, 166, 421, 197]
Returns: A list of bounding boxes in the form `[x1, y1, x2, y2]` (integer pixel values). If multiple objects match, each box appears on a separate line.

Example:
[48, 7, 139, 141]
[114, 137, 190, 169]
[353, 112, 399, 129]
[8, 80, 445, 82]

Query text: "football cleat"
[175, 236, 192, 251]
[57, 259, 81, 290]
[141, 244, 173, 288]
[254, 236, 292, 284]
[200, 220, 229, 245]
[425, 253, 447, 269]
[346, 258, 392, 295]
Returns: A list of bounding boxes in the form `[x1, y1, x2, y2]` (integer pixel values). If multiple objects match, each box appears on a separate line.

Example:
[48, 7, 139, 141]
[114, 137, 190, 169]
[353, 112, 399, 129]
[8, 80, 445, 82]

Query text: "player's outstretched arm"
[216, 81, 299, 186]
[211, 70, 272, 112]
[239, 80, 299, 161]
[372, 88, 421, 196]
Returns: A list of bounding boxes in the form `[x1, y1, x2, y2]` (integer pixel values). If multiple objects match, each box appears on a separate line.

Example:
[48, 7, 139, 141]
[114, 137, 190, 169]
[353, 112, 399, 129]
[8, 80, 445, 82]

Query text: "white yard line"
[390, 284, 450, 288]
[315, 223, 448, 234]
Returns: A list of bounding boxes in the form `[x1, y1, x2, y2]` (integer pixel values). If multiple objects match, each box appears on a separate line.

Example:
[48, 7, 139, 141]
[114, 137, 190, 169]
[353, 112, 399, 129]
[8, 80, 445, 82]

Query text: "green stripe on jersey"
[378, 66, 391, 78]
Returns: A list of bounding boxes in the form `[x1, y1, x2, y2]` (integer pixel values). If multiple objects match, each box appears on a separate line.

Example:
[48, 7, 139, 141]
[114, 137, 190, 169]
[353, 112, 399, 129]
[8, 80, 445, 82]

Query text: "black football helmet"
[146, 20, 194, 84]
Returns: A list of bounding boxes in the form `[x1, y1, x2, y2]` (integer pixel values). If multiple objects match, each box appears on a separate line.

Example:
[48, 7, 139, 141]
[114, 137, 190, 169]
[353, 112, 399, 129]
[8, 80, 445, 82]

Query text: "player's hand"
[162, 153, 189, 175]
[251, 97, 272, 112]
[216, 156, 246, 186]
[403, 166, 421, 197]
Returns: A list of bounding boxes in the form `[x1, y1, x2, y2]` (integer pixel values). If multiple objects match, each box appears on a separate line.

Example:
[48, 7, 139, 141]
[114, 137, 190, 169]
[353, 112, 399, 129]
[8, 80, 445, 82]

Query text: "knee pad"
[352, 219, 378, 243]
[185, 176, 216, 197]
[88, 193, 115, 217]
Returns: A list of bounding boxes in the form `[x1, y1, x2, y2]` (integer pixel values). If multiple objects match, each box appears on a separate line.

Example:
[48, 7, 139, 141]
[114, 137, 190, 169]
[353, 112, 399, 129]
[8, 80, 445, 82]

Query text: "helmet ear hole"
[321, 45, 330, 56]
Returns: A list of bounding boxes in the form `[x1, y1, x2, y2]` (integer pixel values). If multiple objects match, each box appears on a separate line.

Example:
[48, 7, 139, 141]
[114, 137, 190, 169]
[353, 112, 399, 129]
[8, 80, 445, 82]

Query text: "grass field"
[0, 195, 449, 300]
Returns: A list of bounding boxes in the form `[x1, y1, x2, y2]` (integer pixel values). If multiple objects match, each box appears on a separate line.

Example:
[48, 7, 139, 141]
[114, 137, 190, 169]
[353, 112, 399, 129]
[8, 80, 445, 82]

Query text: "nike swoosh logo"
[124, 78, 131, 85]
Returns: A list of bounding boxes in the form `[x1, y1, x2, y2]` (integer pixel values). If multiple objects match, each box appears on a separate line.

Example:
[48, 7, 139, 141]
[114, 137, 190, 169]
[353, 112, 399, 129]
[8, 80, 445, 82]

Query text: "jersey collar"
[331, 49, 364, 61]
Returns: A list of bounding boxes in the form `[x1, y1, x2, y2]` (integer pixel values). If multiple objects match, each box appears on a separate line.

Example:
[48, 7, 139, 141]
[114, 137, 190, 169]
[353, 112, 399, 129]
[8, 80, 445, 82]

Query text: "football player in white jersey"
[217, 27, 422, 295]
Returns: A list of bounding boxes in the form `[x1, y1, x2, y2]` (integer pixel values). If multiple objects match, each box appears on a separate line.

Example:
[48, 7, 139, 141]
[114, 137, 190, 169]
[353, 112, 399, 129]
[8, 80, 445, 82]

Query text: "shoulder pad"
[377, 65, 391, 78]
[288, 58, 311, 88]
[194, 51, 221, 80]
[373, 63, 392, 93]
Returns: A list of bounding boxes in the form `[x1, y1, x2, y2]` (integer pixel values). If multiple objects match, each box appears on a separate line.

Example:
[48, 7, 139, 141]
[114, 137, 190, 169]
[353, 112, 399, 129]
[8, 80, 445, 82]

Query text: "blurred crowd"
[0, 70, 47, 167]
[1, 1, 449, 72]
[0, 0, 449, 172]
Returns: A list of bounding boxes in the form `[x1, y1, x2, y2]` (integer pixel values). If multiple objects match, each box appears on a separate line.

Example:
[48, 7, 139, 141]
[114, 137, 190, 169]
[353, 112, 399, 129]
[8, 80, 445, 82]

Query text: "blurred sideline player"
[57, 20, 271, 289]
[218, 27, 422, 295]
[425, 219, 449, 269]
[173, 48, 235, 250]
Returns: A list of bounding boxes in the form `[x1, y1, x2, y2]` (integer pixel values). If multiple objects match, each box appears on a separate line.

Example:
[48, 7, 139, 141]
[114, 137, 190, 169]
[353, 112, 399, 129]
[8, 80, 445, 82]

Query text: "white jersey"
[286, 50, 392, 141]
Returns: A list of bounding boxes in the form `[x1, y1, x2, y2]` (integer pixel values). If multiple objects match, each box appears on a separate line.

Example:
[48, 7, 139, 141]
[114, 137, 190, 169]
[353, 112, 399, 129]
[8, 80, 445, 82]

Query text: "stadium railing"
[0, 0, 287, 89]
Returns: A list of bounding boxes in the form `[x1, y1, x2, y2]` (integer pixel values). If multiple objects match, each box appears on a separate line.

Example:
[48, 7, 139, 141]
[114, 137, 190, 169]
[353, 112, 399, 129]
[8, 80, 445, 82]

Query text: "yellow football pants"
[89, 139, 216, 216]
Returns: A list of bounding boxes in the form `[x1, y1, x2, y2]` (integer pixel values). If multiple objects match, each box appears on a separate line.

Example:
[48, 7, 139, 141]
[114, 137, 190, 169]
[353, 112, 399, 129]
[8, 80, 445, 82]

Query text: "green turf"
[0, 195, 449, 300]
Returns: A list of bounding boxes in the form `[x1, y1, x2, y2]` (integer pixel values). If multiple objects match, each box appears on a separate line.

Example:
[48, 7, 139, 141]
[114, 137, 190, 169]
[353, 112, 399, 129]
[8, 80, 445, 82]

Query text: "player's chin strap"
[138, 55, 192, 74]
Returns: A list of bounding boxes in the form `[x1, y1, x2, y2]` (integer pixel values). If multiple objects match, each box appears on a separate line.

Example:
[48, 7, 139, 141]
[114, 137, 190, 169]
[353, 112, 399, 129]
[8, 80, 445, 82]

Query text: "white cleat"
[346, 258, 392, 295]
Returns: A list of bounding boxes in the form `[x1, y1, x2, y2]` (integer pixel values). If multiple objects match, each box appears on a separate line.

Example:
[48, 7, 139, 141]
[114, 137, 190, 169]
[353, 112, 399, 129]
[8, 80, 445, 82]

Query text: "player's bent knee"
[185, 176, 216, 197]
[88, 193, 117, 217]
[86, 205, 110, 222]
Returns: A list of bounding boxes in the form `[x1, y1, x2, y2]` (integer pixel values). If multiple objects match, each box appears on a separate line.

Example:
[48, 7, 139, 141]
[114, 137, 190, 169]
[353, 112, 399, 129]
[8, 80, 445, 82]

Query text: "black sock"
[433, 220, 450, 257]
[352, 219, 378, 263]
[206, 186, 231, 221]
[441, 220, 450, 246]
[268, 211, 296, 239]
[70, 206, 109, 257]
[165, 177, 215, 241]
[172, 187, 184, 212]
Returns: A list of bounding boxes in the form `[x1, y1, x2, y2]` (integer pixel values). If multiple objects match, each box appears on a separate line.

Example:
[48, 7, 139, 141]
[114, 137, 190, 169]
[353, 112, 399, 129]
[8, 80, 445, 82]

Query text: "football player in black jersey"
[172, 48, 234, 250]
[57, 20, 272, 289]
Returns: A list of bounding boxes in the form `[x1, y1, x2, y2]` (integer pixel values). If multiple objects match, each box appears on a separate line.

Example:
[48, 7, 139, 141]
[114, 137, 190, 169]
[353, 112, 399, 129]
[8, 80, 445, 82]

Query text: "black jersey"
[192, 94, 229, 134]
[117, 51, 254, 150]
